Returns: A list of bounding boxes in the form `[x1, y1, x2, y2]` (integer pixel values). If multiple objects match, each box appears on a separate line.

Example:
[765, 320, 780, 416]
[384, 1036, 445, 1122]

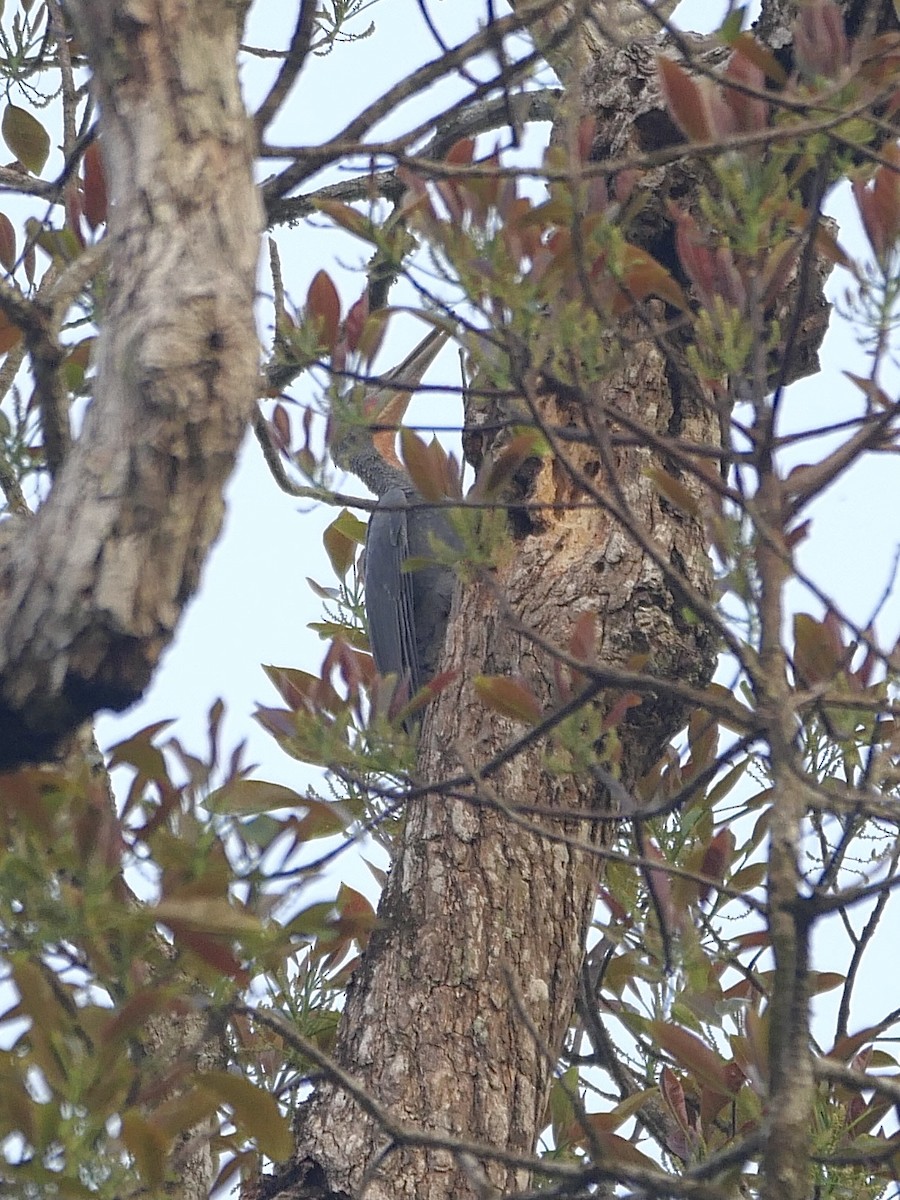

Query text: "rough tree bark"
[270, 6, 845, 1199]
[284, 337, 720, 1200]
[0, 0, 261, 769]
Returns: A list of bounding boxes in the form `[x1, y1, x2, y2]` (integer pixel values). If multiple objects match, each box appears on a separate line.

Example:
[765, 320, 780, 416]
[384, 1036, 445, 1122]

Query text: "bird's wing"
[365, 487, 420, 696]
[407, 505, 459, 682]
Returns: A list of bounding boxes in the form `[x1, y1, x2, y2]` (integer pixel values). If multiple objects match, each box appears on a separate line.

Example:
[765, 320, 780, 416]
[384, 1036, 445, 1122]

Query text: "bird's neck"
[346, 444, 412, 499]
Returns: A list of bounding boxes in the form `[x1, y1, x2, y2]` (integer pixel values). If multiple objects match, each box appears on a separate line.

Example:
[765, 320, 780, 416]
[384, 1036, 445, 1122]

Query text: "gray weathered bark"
[0, 0, 261, 769]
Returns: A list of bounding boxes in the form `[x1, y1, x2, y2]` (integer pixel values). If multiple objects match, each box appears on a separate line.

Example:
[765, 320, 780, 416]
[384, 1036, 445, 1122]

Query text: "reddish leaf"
[83, 141, 108, 229]
[445, 136, 475, 166]
[307, 269, 341, 353]
[400, 428, 444, 502]
[760, 238, 800, 308]
[335, 882, 377, 930]
[727, 32, 787, 85]
[101, 988, 174, 1045]
[644, 840, 680, 936]
[661, 1065, 692, 1132]
[649, 1021, 733, 1094]
[270, 402, 291, 451]
[171, 928, 248, 982]
[263, 664, 320, 710]
[65, 183, 87, 246]
[794, 0, 850, 80]
[721, 50, 769, 133]
[810, 971, 845, 994]
[472, 429, 546, 498]
[569, 611, 597, 665]
[343, 291, 368, 353]
[0, 308, 22, 354]
[699, 1081, 733, 1132]
[599, 690, 641, 733]
[671, 208, 718, 308]
[657, 57, 711, 142]
[853, 145, 900, 264]
[586, 1129, 659, 1168]
[698, 828, 735, 902]
[585, 1088, 658, 1136]
[106, 721, 174, 778]
[577, 114, 597, 163]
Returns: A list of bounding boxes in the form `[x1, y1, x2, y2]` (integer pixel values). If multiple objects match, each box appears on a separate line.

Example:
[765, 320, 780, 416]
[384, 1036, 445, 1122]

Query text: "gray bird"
[365, 483, 458, 699]
[332, 328, 459, 701]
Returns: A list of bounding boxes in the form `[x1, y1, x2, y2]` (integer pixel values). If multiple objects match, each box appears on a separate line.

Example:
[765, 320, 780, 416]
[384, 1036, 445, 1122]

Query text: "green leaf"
[585, 1129, 659, 1168]
[308, 621, 368, 650]
[707, 758, 748, 805]
[332, 508, 367, 544]
[0, 213, 15, 272]
[206, 779, 303, 814]
[155, 897, 261, 936]
[293, 797, 350, 841]
[120, 1111, 169, 1185]
[474, 674, 542, 724]
[585, 1087, 659, 1133]
[314, 198, 378, 243]
[198, 1071, 293, 1160]
[2, 105, 50, 174]
[323, 511, 358, 578]
[730, 862, 767, 891]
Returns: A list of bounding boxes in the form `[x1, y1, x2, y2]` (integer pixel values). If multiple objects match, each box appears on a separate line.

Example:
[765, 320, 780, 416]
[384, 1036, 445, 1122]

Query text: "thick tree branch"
[0, 0, 262, 769]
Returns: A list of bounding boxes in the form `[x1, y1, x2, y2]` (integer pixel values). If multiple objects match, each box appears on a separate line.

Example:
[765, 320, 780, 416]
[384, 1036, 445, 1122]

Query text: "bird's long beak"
[369, 326, 450, 468]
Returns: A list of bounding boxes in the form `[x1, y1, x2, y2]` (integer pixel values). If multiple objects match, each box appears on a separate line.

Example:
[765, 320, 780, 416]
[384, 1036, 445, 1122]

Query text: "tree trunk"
[0, 0, 261, 769]
[275, 13, 844, 1195]
[284, 318, 720, 1198]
